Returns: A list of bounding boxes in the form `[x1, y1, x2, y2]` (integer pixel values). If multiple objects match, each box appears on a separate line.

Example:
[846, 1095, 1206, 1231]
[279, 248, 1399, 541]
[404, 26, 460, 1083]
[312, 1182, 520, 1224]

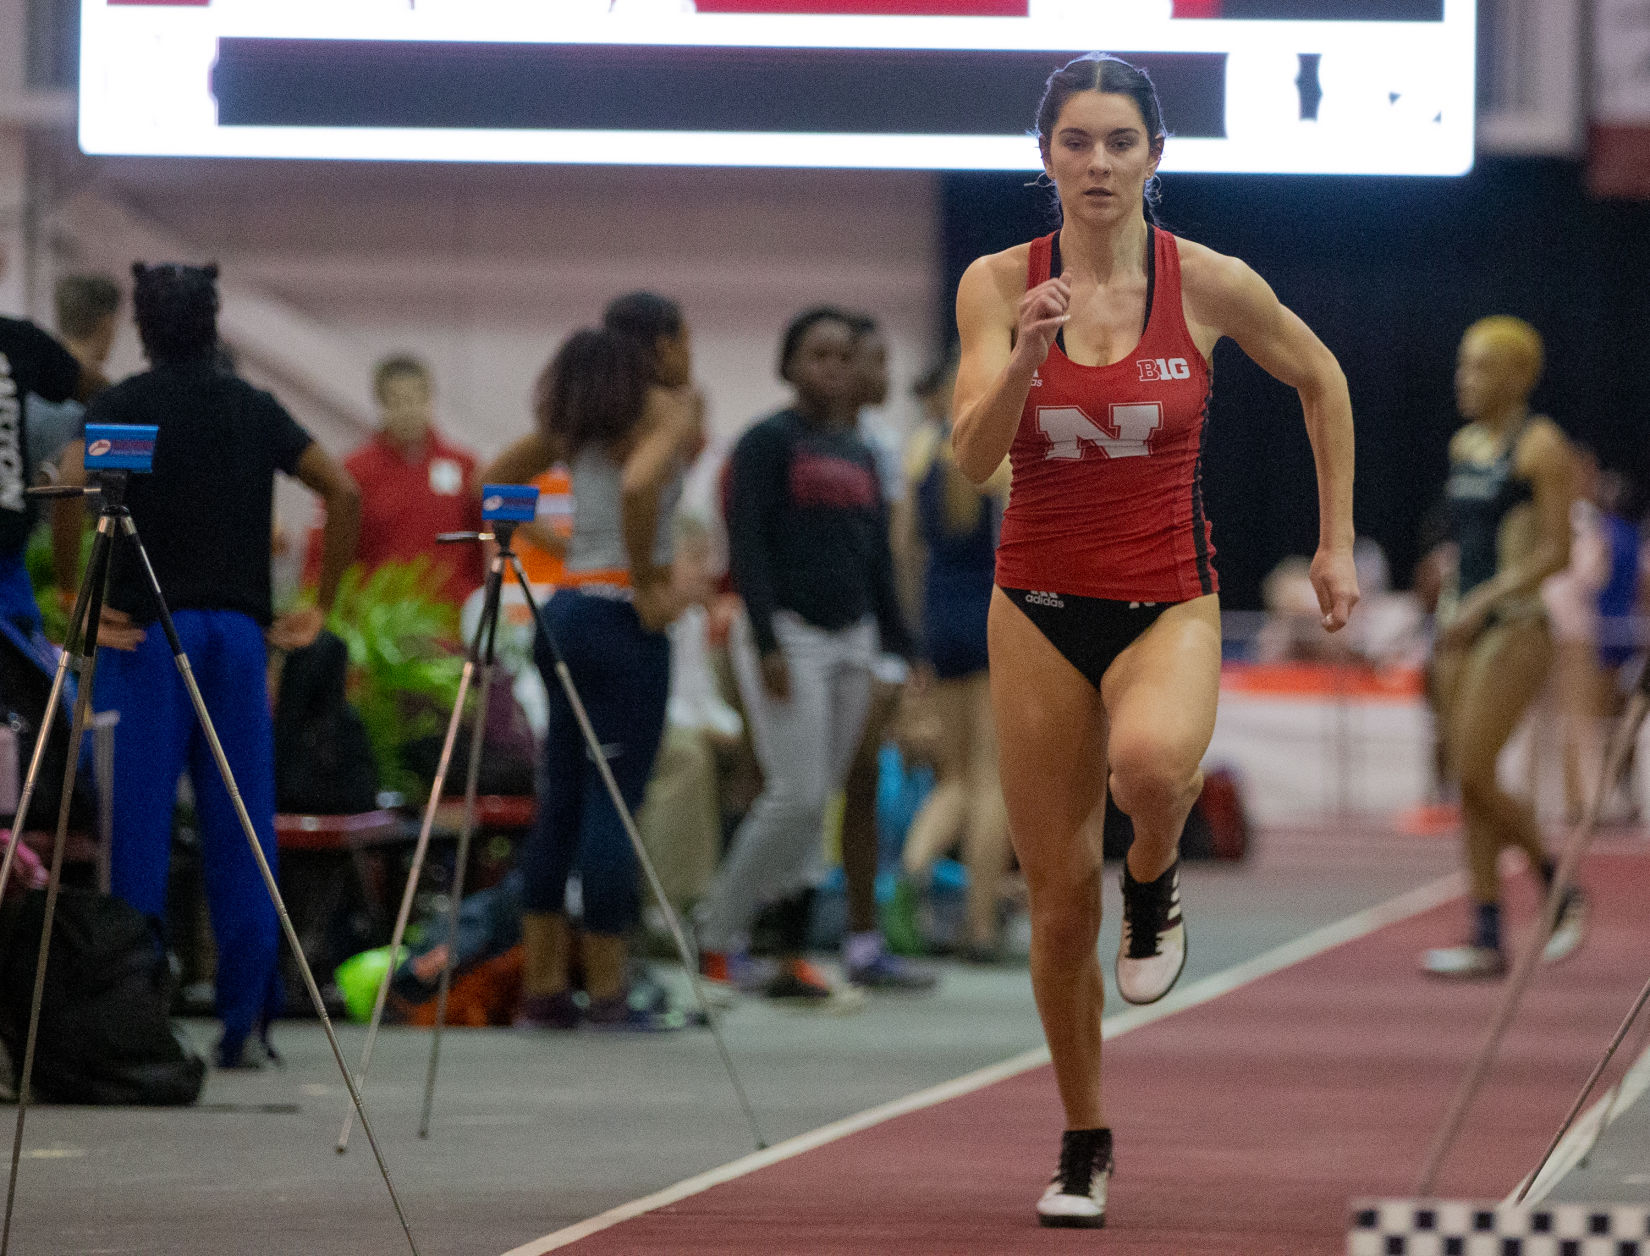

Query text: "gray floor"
[1527, 995, 1650, 1207]
[13, 821, 1623, 1256]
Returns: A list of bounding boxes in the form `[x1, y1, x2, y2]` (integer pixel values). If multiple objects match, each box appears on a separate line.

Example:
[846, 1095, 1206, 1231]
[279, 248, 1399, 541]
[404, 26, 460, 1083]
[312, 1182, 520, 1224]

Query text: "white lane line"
[1509, 1034, 1650, 1206]
[503, 871, 1464, 1256]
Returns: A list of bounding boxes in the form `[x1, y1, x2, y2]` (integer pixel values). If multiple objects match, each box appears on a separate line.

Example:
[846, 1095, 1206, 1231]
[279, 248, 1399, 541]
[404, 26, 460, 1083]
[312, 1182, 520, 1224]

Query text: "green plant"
[323, 558, 465, 800]
[26, 524, 94, 644]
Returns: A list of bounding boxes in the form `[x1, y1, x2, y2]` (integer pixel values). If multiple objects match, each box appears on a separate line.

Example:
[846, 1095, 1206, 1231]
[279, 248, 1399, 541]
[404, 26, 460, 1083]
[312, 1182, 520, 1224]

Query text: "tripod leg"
[340, 551, 505, 1149]
[0, 519, 109, 903]
[336, 617, 489, 1153]
[1416, 670, 1650, 1195]
[1, 517, 116, 1256]
[508, 558, 768, 1152]
[418, 582, 499, 1137]
[117, 518, 422, 1256]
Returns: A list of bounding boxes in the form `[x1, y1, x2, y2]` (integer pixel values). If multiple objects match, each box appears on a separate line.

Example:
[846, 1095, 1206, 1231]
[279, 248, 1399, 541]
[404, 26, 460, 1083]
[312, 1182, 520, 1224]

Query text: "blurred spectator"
[513, 465, 574, 587]
[890, 351, 1013, 960]
[483, 300, 703, 1032]
[695, 306, 912, 1003]
[1540, 454, 1642, 823]
[0, 277, 107, 629]
[1255, 555, 1333, 662]
[84, 261, 360, 1068]
[1256, 538, 1423, 667]
[635, 515, 743, 915]
[54, 273, 122, 374]
[307, 355, 484, 604]
[836, 312, 935, 990]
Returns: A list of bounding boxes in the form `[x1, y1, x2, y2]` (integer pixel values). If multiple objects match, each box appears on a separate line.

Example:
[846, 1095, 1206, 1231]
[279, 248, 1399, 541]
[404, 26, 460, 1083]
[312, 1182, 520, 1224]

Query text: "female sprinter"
[893, 353, 1014, 960]
[951, 54, 1358, 1226]
[484, 319, 701, 1030]
[1422, 316, 1586, 979]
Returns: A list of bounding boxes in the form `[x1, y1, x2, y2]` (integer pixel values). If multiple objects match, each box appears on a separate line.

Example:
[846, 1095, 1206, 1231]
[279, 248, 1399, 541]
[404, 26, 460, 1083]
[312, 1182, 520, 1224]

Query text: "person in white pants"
[696, 307, 913, 1001]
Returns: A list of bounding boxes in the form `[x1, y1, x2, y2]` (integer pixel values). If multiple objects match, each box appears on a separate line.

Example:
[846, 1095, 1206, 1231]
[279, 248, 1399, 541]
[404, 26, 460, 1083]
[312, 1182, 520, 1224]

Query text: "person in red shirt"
[307, 356, 484, 603]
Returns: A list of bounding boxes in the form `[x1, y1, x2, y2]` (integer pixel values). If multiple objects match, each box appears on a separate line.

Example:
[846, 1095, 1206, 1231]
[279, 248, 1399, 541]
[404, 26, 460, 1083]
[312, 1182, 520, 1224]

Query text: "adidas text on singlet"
[995, 228, 1217, 604]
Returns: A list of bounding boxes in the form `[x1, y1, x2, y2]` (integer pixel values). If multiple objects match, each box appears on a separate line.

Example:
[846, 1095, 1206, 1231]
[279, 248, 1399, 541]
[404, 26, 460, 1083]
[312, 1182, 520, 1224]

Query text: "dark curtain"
[938, 157, 1650, 608]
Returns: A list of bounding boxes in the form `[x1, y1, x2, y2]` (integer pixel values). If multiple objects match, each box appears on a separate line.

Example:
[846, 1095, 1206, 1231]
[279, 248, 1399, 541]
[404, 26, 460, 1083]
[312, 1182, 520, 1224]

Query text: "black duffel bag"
[0, 888, 205, 1105]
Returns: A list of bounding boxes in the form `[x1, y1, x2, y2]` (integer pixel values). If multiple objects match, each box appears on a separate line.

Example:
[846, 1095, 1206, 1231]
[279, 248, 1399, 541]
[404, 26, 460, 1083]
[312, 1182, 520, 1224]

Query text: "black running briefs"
[1000, 588, 1172, 690]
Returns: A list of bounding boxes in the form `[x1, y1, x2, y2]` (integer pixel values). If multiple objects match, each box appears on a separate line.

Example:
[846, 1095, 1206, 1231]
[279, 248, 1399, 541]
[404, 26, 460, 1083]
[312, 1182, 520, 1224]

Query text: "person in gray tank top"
[483, 295, 702, 1030]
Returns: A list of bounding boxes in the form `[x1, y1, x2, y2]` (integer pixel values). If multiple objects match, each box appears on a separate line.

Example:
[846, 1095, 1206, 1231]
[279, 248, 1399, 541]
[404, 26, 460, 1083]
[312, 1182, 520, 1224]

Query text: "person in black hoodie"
[695, 307, 912, 1003]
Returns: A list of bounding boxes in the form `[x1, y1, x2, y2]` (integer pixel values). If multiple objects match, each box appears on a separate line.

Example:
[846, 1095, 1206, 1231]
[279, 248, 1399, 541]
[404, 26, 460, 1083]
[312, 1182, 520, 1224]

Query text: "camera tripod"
[335, 497, 765, 1156]
[0, 446, 422, 1255]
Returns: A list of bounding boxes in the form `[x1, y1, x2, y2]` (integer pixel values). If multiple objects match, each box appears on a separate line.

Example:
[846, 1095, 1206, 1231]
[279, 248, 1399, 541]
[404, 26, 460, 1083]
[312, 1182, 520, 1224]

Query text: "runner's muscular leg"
[989, 588, 1109, 1129]
[1450, 617, 1553, 900]
[1102, 595, 1222, 883]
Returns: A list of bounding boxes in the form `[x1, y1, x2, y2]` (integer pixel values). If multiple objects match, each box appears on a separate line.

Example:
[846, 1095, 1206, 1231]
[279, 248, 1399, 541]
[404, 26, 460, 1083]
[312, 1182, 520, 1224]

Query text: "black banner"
[212, 41, 1228, 139]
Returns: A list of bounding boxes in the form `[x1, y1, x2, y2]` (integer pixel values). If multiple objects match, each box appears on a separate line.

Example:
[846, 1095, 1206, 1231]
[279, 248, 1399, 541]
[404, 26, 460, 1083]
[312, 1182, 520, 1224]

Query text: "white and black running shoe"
[1420, 943, 1506, 979]
[1037, 1128, 1113, 1229]
[1116, 857, 1187, 1005]
[1542, 887, 1588, 964]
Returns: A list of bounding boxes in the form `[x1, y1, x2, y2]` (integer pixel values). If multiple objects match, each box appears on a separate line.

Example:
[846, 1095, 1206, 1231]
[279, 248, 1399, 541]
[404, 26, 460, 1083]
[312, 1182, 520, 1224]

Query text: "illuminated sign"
[79, 0, 1475, 175]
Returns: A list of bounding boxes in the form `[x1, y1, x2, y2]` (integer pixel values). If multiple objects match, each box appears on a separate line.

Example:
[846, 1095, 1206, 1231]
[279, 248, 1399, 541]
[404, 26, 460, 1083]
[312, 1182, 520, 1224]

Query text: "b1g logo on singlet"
[1137, 357, 1190, 382]
[1038, 402, 1162, 461]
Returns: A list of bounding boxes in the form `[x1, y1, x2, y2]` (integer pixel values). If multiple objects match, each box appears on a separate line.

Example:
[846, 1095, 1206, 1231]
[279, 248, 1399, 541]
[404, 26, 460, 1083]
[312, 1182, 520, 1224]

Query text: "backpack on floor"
[400, 670, 537, 798]
[1102, 766, 1251, 862]
[273, 629, 380, 815]
[0, 887, 205, 1105]
[0, 617, 96, 833]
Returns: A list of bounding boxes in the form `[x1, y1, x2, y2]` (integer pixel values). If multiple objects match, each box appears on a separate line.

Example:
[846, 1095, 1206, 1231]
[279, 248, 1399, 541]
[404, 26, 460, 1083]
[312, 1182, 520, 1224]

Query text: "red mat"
[532, 853, 1649, 1256]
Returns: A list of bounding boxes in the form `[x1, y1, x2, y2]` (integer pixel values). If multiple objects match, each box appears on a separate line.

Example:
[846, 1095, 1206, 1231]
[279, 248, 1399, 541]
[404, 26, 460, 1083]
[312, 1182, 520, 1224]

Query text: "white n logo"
[1038, 403, 1162, 461]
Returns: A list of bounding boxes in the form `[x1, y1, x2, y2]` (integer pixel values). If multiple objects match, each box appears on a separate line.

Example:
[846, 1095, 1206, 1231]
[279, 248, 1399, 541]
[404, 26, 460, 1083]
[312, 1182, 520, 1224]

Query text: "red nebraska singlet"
[995, 227, 1217, 604]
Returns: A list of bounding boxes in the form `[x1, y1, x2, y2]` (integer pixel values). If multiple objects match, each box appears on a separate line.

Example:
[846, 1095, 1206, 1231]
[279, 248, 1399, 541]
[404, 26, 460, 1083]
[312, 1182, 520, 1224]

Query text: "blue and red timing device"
[480, 484, 539, 523]
[84, 424, 158, 473]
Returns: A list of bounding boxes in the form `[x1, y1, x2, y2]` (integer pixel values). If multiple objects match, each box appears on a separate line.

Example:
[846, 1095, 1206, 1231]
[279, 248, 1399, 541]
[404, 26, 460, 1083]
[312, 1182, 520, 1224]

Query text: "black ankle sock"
[1061, 1127, 1112, 1155]
[1058, 1127, 1113, 1186]
[1124, 856, 1178, 889]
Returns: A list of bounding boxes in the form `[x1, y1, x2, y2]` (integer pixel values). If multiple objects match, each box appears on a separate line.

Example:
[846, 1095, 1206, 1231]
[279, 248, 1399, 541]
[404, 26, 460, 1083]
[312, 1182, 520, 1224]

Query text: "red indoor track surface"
[549, 852, 1649, 1256]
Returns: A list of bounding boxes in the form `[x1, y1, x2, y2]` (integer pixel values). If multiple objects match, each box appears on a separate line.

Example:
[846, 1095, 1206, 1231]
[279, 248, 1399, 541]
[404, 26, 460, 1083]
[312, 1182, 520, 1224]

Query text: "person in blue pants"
[67, 262, 360, 1067]
[483, 304, 702, 1030]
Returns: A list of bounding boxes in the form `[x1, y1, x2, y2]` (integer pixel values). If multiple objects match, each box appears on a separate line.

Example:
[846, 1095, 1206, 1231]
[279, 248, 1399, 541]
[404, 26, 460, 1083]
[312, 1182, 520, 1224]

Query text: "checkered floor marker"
[1349, 1200, 1650, 1255]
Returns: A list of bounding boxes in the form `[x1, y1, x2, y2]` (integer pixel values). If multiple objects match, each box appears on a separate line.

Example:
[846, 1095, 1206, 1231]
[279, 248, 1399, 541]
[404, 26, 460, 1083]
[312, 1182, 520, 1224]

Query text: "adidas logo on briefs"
[1023, 591, 1065, 609]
